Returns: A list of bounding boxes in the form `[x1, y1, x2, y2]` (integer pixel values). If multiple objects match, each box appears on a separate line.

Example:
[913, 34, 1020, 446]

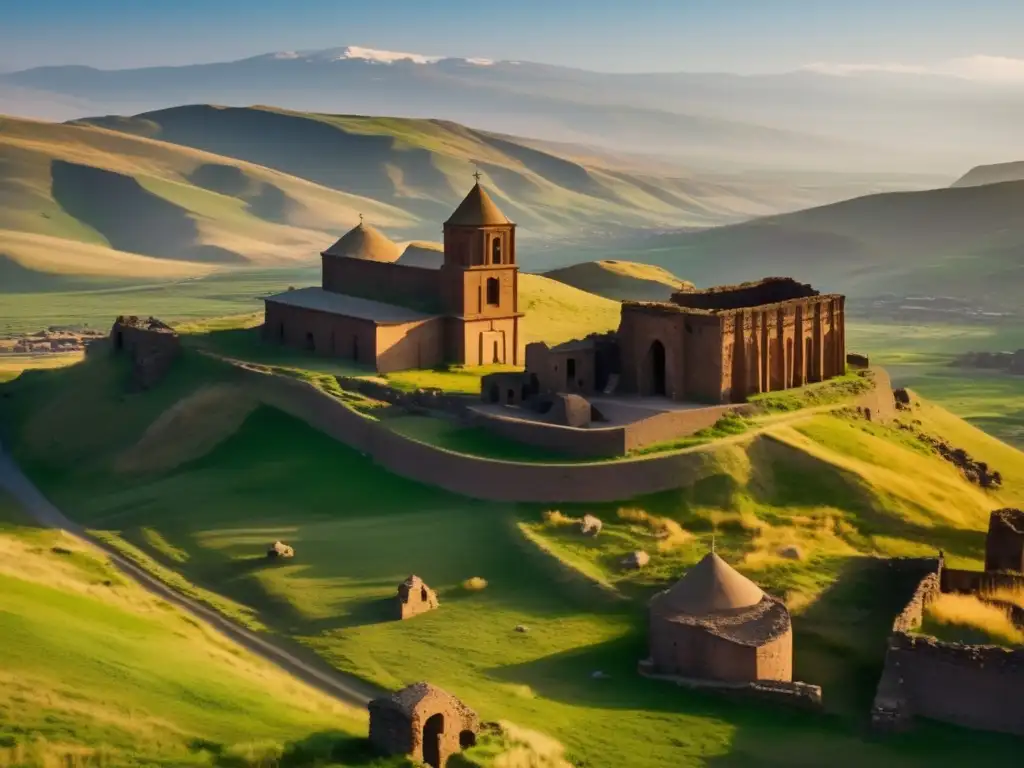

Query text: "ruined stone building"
[108, 316, 181, 390]
[263, 182, 521, 373]
[368, 682, 479, 767]
[984, 508, 1024, 573]
[521, 277, 846, 404]
[395, 575, 439, 620]
[646, 552, 793, 682]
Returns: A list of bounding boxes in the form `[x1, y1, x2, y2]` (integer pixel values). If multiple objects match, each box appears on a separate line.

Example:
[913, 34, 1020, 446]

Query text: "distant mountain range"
[2, 45, 1021, 175]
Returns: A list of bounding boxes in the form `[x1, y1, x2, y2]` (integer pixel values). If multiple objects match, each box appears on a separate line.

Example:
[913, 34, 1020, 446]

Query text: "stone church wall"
[671, 277, 819, 311]
[321, 256, 442, 313]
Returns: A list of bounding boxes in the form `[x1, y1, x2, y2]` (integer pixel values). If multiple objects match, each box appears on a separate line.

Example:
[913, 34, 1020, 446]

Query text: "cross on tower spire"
[358, 212, 364, 225]
[472, 166, 482, 183]
[711, 534, 716, 554]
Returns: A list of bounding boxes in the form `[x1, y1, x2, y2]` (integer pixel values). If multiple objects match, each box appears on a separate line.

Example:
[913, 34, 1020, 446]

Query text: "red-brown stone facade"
[368, 683, 479, 767]
[262, 183, 521, 373]
[524, 277, 845, 405]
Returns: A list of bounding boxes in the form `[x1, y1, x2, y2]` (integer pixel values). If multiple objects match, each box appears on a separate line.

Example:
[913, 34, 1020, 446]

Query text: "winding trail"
[0, 441, 379, 710]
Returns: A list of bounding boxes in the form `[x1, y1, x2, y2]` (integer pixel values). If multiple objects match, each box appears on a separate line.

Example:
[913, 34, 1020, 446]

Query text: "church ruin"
[368, 682, 479, 767]
[263, 181, 521, 373]
[644, 552, 793, 682]
[521, 276, 846, 404]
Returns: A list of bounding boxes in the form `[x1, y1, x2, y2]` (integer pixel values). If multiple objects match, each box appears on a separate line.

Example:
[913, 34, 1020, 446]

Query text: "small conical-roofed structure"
[445, 182, 511, 227]
[646, 551, 793, 683]
[655, 552, 765, 616]
[322, 221, 402, 263]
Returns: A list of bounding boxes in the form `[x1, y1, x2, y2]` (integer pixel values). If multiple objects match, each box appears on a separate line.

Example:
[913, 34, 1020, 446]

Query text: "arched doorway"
[647, 340, 666, 396]
[422, 713, 444, 768]
[114, 330, 124, 351]
[488, 384, 499, 403]
[305, 332, 315, 352]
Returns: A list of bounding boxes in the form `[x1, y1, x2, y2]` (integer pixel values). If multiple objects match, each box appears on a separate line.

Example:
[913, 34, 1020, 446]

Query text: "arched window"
[486, 277, 500, 306]
[491, 237, 502, 264]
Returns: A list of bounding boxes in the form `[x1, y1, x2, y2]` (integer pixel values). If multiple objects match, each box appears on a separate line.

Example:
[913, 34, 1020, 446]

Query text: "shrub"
[463, 576, 488, 591]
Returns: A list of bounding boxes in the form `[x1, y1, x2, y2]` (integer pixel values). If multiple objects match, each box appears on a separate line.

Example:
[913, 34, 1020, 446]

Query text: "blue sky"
[2, 0, 1023, 74]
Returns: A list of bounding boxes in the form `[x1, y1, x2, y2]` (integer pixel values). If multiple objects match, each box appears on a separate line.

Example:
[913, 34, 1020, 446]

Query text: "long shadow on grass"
[191, 729, 402, 768]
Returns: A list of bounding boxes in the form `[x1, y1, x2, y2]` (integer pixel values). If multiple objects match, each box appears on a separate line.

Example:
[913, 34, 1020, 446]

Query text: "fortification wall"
[637, 664, 822, 712]
[880, 634, 1024, 736]
[872, 556, 1024, 736]
[321, 256, 442, 313]
[231, 365, 745, 502]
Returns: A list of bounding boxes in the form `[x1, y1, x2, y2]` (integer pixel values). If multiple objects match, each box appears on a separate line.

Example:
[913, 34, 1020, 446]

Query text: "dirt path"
[0, 441, 380, 710]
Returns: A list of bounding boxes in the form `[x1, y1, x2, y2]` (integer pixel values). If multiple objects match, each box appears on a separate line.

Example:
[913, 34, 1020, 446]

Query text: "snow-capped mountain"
[261, 46, 496, 67]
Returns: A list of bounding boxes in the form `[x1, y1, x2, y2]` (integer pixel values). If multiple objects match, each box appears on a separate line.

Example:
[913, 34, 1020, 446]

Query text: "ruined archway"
[647, 340, 666, 396]
[422, 713, 444, 768]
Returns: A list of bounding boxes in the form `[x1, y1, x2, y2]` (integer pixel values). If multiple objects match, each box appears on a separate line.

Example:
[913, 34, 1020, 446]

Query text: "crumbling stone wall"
[670, 277, 819, 311]
[985, 508, 1024, 573]
[875, 633, 1024, 736]
[637, 663, 823, 711]
[109, 316, 181, 390]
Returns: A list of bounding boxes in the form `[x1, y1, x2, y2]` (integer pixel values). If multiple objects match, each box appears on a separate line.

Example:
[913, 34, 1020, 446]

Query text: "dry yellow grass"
[0, 229, 214, 279]
[0, 351, 84, 383]
[492, 721, 574, 768]
[616, 507, 690, 551]
[982, 584, 1024, 611]
[925, 593, 1024, 646]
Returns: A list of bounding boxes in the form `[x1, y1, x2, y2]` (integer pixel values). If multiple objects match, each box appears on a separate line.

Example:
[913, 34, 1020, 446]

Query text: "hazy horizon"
[3, 0, 1024, 80]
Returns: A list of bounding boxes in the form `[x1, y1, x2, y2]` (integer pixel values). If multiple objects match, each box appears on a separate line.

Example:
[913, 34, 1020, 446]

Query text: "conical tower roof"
[656, 553, 765, 616]
[322, 222, 402, 262]
[445, 182, 512, 227]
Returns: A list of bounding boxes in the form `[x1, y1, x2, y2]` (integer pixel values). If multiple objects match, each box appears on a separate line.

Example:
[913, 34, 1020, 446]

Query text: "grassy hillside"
[543, 259, 694, 301]
[606, 180, 1024, 308]
[0, 491, 381, 767]
[2, 349, 1023, 766]
[952, 161, 1024, 188]
[0, 113, 415, 289]
[74, 105, 866, 235]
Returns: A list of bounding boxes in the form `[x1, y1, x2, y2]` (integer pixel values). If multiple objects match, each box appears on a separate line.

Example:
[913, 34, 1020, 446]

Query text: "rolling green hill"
[543, 259, 695, 301]
[2, 347, 1023, 766]
[0, 491, 378, 767]
[605, 180, 1024, 308]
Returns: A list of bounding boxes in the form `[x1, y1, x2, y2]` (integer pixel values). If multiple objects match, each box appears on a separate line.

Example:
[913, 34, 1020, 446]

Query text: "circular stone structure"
[322, 222, 402, 262]
[647, 552, 792, 683]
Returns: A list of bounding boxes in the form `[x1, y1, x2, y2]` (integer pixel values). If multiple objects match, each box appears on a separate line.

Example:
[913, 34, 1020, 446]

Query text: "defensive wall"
[225, 362, 896, 503]
[871, 555, 1024, 737]
[466, 403, 740, 459]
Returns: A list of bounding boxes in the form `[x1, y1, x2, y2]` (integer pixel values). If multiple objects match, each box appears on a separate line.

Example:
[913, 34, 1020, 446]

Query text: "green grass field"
[848, 321, 1024, 448]
[0, 491, 385, 768]
[3, 349, 1024, 767]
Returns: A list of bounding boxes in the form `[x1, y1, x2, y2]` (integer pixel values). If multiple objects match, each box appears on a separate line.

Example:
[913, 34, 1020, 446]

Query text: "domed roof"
[654, 553, 765, 616]
[445, 182, 512, 227]
[322, 222, 402, 262]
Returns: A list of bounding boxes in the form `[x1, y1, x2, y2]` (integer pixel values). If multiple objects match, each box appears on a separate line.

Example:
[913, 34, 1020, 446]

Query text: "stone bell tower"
[440, 175, 521, 366]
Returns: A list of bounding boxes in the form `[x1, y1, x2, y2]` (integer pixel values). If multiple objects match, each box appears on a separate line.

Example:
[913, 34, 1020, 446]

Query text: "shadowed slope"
[544, 260, 694, 301]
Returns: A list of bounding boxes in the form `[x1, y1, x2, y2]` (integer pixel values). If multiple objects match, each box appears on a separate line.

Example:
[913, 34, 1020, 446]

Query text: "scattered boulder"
[893, 388, 912, 410]
[548, 393, 593, 428]
[621, 550, 650, 570]
[50, 546, 73, 556]
[514, 625, 530, 633]
[579, 514, 603, 537]
[267, 541, 294, 559]
[591, 670, 610, 679]
[778, 545, 803, 561]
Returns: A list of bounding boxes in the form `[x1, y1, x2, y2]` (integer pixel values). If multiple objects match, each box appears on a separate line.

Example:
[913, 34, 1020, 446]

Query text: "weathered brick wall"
[941, 567, 1024, 595]
[984, 508, 1024, 573]
[321, 256, 441, 312]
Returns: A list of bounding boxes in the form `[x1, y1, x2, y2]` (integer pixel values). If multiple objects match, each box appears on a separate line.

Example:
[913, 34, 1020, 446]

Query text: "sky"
[2, 0, 1024, 76]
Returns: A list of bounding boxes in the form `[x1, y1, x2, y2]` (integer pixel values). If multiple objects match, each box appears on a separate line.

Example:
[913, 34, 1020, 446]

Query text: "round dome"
[322, 222, 402, 262]
[653, 553, 765, 616]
